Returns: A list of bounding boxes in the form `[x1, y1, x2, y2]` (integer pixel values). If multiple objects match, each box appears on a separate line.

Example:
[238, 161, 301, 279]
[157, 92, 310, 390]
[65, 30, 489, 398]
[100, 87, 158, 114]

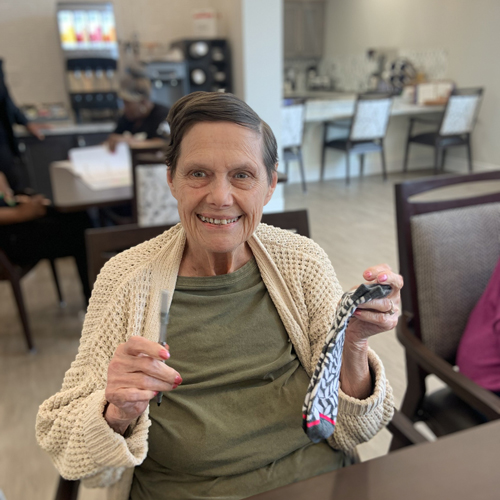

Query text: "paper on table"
[68, 142, 132, 190]
[416, 83, 436, 105]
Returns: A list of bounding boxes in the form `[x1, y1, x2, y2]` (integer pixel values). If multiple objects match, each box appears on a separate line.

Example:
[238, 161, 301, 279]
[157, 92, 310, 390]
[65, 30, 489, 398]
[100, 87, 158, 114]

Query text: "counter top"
[284, 90, 356, 100]
[15, 121, 115, 138]
[303, 97, 444, 122]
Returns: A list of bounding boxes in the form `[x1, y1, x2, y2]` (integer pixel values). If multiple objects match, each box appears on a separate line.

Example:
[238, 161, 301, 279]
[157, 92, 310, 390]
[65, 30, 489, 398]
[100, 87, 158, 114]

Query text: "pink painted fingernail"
[172, 384, 179, 390]
[174, 375, 183, 385]
[354, 310, 362, 316]
[160, 349, 170, 360]
[379, 274, 388, 282]
[365, 271, 372, 278]
[154, 391, 159, 396]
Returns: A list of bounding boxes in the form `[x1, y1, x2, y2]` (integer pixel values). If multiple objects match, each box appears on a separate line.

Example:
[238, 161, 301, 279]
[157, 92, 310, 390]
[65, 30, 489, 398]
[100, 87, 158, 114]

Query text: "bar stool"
[321, 93, 393, 185]
[403, 88, 484, 174]
[282, 103, 307, 192]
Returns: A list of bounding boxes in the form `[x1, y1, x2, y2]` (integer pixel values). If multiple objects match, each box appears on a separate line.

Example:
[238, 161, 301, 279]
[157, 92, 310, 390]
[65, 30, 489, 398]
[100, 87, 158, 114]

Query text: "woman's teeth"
[198, 215, 240, 225]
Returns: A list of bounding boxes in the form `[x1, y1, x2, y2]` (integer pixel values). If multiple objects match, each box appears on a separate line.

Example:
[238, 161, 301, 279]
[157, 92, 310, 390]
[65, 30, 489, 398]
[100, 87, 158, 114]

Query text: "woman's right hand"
[15, 195, 48, 221]
[104, 336, 182, 435]
[0, 172, 14, 203]
[106, 133, 125, 153]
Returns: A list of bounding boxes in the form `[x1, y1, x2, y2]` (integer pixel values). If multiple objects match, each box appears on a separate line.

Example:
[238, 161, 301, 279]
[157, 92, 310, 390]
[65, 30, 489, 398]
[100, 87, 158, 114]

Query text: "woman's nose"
[207, 177, 233, 207]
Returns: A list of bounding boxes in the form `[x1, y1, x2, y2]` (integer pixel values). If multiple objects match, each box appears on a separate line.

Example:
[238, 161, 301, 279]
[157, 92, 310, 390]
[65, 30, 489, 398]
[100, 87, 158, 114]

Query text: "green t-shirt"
[130, 259, 347, 500]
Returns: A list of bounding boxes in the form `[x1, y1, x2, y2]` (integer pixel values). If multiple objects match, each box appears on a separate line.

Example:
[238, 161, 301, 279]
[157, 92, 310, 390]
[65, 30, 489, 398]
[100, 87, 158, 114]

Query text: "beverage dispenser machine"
[57, 2, 120, 122]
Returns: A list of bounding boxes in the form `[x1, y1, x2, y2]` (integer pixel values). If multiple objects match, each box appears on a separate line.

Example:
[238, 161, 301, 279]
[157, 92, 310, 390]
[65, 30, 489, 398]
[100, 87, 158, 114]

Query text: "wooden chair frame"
[86, 210, 311, 288]
[0, 249, 63, 352]
[392, 171, 500, 449]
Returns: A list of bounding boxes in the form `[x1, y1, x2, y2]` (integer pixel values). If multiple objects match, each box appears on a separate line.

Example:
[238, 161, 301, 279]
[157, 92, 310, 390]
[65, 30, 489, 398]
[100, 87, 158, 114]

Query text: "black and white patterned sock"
[302, 283, 392, 443]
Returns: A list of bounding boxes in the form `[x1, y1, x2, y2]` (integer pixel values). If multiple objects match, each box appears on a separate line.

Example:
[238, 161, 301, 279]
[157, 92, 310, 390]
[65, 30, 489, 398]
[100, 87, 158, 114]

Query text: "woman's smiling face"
[167, 121, 277, 259]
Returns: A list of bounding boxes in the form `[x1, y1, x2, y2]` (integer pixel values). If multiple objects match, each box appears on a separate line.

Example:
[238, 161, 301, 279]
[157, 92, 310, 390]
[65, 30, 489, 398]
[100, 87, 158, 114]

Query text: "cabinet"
[284, 0, 325, 59]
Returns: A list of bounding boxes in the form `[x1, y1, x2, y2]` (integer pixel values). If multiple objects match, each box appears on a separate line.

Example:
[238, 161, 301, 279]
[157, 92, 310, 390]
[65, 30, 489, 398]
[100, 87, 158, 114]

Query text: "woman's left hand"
[346, 264, 403, 344]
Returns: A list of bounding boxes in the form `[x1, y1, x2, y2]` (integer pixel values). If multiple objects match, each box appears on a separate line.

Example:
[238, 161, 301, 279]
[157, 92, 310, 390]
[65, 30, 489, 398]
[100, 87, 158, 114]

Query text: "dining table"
[50, 160, 289, 212]
[247, 420, 500, 500]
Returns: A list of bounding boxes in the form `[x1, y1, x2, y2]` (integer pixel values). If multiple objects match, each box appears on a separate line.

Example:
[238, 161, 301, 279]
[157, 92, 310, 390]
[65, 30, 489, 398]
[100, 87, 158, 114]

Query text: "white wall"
[324, 0, 500, 169]
[240, 0, 284, 212]
[241, 0, 283, 151]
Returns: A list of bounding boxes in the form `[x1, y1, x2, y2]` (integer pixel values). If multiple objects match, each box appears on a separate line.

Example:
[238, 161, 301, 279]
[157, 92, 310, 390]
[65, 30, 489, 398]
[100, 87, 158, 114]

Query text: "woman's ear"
[264, 165, 279, 206]
[166, 168, 177, 199]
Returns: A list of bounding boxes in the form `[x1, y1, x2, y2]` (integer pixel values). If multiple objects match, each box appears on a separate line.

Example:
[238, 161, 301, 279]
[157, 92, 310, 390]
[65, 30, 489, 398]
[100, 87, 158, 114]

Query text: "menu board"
[57, 3, 117, 52]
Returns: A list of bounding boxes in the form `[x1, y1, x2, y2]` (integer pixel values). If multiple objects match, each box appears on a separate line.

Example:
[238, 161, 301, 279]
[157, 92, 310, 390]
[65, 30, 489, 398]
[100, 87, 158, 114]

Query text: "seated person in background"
[457, 256, 500, 397]
[0, 172, 91, 304]
[0, 58, 45, 191]
[37, 92, 401, 500]
[107, 75, 169, 152]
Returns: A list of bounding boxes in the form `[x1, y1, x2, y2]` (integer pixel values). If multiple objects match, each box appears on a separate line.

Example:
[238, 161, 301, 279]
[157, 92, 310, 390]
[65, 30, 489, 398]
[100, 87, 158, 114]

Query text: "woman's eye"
[192, 171, 206, 178]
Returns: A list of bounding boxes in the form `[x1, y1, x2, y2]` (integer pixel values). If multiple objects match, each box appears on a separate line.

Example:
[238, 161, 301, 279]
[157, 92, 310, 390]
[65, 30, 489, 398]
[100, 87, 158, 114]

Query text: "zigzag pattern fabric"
[302, 283, 392, 443]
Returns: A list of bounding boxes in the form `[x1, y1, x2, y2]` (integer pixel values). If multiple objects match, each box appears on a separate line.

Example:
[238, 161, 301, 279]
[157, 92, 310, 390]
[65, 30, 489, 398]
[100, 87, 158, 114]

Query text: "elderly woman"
[37, 92, 401, 500]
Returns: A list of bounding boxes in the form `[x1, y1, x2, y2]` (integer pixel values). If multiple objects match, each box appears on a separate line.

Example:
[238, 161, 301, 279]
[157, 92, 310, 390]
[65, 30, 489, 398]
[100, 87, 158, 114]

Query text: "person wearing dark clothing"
[114, 102, 169, 139]
[107, 75, 169, 152]
[0, 172, 92, 304]
[0, 59, 44, 190]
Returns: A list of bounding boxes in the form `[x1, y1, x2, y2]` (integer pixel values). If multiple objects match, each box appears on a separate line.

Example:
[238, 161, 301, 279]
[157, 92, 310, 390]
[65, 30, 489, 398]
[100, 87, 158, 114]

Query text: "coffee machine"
[170, 39, 232, 94]
[144, 61, 190, 109]
[57, 2, 120, 122]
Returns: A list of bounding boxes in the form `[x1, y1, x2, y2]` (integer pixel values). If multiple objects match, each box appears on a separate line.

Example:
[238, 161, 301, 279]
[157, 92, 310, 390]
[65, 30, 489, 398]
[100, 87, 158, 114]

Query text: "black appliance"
[170, 39, 232, 93]
[144, 61, 190, 109]
[66, 58, 119, 123]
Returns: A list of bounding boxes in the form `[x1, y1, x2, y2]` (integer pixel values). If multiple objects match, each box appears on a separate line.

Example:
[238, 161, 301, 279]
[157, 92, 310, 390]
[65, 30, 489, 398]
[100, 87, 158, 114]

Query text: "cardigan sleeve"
[329, 348, 394, 452]
[35, 263, 151, 487]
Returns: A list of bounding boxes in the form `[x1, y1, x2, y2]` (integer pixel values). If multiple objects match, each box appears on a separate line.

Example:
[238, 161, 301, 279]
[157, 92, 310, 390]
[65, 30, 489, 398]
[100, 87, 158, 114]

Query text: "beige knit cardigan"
[36, 223, 394, 500]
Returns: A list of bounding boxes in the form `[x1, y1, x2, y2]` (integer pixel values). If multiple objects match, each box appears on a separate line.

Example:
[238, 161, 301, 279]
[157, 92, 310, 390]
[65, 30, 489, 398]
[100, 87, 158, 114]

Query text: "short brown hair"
[165, 92, 278, 184]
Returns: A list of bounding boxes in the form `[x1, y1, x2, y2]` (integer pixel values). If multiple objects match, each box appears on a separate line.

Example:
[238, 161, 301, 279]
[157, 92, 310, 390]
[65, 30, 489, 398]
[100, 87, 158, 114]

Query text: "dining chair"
[131, 151, 179, 227]
[320, 93, 393, 185]
[282, 103, 307, 192]
[99, 140, 168, 226]
[391, 171, 500, 450]
[403, 88, 484, 174]
[85, 210, 311, 289]
[0, 249, 64, 352]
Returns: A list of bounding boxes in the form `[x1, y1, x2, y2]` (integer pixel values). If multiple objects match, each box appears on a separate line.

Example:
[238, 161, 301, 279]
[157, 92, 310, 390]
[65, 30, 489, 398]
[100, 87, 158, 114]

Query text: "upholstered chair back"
[281, 104, 305, 149]
[410, 202, 500, 362]
[350, 97, 392, 141]
[135, 163, 179, 227]
[439, 93, 482, 136]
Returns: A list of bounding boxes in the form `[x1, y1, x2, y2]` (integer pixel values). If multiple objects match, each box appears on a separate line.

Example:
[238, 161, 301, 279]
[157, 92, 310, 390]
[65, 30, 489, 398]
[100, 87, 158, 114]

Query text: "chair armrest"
[397, 313, 500, 421]
[387, 410, 430, 448]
